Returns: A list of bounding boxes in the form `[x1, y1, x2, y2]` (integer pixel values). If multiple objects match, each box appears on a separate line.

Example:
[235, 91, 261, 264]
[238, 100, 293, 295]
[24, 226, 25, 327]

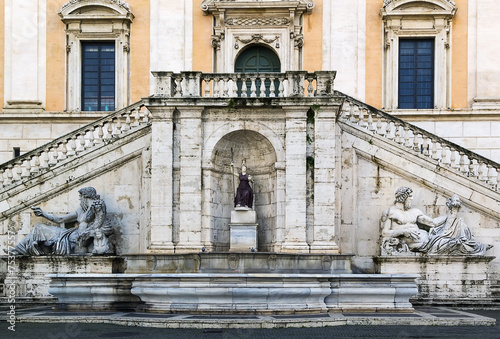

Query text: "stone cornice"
[201, 0, 315, 14]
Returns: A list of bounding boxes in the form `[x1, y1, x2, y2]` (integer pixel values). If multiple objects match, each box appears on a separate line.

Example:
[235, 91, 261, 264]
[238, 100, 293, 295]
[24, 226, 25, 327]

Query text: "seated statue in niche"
[8, 187, 114, 256]
[380, 187, 492, 256]
[231, 160, 254, 209]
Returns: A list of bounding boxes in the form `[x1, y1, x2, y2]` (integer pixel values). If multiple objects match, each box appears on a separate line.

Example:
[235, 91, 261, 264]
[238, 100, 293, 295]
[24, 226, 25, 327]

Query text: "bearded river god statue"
[7, 187, 114, 256]
[380, 187, 493, 256]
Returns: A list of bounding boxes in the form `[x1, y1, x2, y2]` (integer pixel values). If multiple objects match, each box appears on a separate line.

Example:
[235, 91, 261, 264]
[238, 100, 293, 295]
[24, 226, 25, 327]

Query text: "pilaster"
[310, 107, 339, 253]
[281, 106, 309, 253]
[148, 107, 175, 252]
[175, 107, 204, 253]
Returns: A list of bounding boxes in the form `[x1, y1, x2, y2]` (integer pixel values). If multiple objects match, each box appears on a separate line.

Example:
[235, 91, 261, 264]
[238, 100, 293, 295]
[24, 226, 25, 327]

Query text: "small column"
[176, 107, 204, 253]
[148, 106, 175, 252]
[310, 107, 339, 253]
[281, 107, 309, 253]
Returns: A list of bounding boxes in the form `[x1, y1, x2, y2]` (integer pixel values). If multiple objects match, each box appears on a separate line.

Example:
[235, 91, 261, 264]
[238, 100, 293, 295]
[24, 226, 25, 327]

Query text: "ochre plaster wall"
[451, 0, 467, 109]
[303, 0, 323, 72]
[129, 0, 150, 104]
[192, 0, 213, 72]
[365, 0, 383, 109]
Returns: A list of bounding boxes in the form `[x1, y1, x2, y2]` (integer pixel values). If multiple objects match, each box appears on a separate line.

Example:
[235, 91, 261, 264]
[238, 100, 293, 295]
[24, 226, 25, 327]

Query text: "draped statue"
[8, 187, 114, 256]
[380, 187, 492, 256]
[231, 161, 254, 209]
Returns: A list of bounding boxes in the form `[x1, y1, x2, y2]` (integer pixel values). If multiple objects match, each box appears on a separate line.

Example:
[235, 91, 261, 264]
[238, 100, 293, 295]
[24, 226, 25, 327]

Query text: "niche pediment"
[382, 0, 456, 16]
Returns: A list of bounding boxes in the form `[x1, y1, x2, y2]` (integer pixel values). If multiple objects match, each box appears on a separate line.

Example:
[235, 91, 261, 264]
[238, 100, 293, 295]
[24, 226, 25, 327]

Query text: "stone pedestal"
[375, 256, 496, 305]
[229, 208, 258, 252]
[0, 256, 125, 305]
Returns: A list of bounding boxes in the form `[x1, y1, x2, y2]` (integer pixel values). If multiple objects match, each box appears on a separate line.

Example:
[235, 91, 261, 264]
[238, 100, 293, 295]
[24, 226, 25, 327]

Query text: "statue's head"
[395, 186, 413, 210]
[78, 187, 99, 200]
[241, 160, 247, 173]
[446, 194, 462, 211]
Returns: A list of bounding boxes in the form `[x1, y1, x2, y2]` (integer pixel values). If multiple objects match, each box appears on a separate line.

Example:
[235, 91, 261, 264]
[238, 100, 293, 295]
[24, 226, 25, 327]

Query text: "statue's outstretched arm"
[31, 206, 78, 224]
[416, 214, 438, 228]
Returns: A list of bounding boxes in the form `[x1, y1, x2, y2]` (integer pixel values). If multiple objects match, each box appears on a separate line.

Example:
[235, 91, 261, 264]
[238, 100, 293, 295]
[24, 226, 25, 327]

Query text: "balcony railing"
[152, 71, 336, 98]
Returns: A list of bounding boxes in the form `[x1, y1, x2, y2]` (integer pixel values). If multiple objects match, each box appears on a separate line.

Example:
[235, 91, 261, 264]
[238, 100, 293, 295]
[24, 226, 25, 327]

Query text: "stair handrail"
[336, 91, 500, 191]
[0, 100, 148, 190]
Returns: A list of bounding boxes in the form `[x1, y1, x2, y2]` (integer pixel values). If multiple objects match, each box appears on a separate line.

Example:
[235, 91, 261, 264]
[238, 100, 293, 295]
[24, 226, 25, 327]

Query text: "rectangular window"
[398, 39, 434, 109]
[82, 42, 115, 111]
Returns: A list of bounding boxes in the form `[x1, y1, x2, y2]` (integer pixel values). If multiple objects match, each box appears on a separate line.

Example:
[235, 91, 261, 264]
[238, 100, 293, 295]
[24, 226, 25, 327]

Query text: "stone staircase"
[0, 100, 150, 221]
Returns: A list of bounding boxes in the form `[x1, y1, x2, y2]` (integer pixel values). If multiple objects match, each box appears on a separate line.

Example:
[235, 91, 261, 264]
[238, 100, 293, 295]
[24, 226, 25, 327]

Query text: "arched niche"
[204, 130, 278, 252]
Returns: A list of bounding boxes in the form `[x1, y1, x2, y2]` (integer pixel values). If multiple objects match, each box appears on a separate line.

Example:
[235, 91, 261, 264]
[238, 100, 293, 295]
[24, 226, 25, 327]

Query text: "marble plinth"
[124, 253, 353, 274]
[375, 256, 496, 304]
[0, 256, 125, 305]
[229, 208, 258, 252]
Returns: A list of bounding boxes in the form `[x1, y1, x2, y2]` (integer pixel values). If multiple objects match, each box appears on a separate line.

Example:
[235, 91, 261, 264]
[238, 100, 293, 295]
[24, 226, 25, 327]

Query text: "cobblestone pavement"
[1, 308, 499, 339]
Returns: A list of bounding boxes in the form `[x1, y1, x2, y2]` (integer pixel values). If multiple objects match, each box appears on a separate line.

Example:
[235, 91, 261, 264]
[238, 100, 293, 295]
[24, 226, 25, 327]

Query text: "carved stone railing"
[337, 92, 500, 192]
[0, 100, 149, 191]
[152, 71, 336, 98]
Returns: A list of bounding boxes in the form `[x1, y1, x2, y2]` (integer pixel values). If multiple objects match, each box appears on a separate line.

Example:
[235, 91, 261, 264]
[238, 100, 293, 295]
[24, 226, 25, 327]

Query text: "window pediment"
[60, 0, 134, 22]
[382, 0, 456, 17]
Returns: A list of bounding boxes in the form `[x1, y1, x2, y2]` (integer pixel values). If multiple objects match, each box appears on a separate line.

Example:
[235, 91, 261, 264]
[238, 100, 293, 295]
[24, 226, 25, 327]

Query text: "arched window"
[235, 45, 281, 97]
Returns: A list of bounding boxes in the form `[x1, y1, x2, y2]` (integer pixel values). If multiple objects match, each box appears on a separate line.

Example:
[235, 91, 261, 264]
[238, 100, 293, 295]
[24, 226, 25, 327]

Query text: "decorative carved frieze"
[234, 34, 280, 49]
[225, 17, 289, 26]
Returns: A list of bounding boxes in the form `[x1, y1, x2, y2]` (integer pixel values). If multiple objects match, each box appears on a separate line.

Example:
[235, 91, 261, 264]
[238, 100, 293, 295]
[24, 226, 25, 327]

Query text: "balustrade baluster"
[230, 76, 238, 97]
[133, 108, 141, 127]
[40, 151, 49, 170]
[307, 76, 314, 97]
[386, 121, 393, 140]
[69, 134, 79, 156]
[497, 170, 500, 191]
[114, 117, 122, 135]
[487, 165, 495, 187]
[250, 77, 257, 98]
[241, 77, 248, 98]
[431, 140, 439, 160]
[468, 159, 477, 178]
[94, 126, 102, 144]
[377, 117, 384, 135]
[413, 134, 420, 152]
[48, 146, 58, 166]
[213, 77, 220, 97]
[123, 112, 131, 131]
[59, 141, 67, 160]
[441, 144, 450, 165]
[259, 76, 266, 97]
[21, 159, 30, 179]
[459, 153, 467, 174]
[367, 110, 375, 131]
[450, 150, 457, 169]
[6, 165, 13, 185]
[394, 124, 403, 144]
[223, 77, 229, 97]
[422, 137, 429, 156]
[0, 169, 5, 188]
[31, 154, 40, 174]
[341, 102, 350, 121]
[269, 76, 276, 98]
[104, 122, 112, 140]
[15, 162, 22, 181]
[478, 162, 486, 182]
[174, 75, 182, 98]
[204, 77, 211, 97]
[350, 105, 358, 124]
[403, 127, 410, 147]
[87, 129, 95, 147]
[278, 77, 284, 97]
[358, 108, 366, 128]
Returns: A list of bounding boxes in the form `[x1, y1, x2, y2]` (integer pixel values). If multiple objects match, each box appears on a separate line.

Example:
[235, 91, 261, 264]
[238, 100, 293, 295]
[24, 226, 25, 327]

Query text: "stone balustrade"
[152, 71, 336, 98]
[0, 101, 149, 191]
[338, 93, 500, 192]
